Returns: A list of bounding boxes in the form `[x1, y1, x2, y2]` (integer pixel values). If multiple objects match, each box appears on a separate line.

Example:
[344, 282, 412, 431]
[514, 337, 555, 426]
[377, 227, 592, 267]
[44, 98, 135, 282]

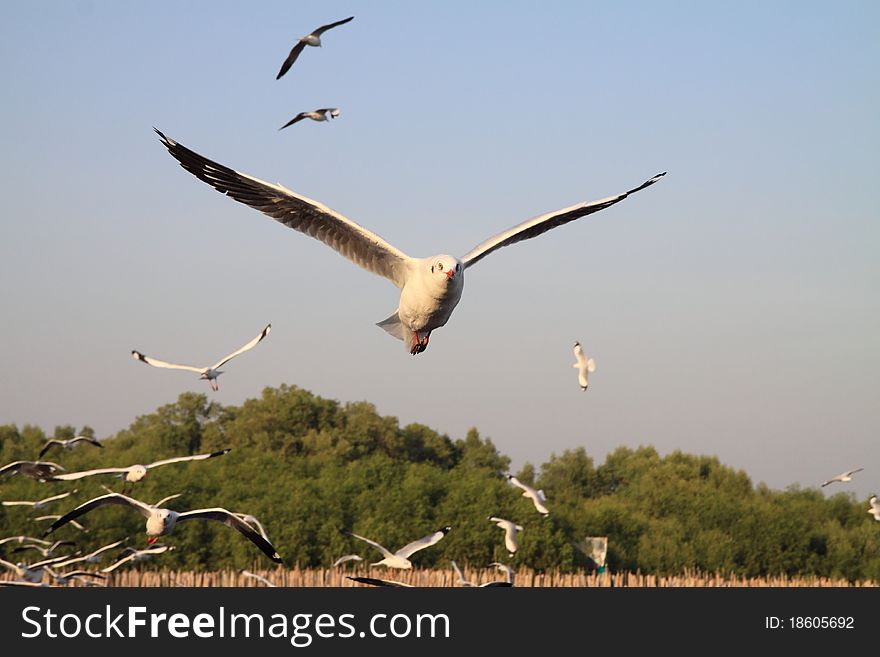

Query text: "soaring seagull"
[0, 461, 64, 482]
[572, 342, 596, 391]
[50, 448, 230, 487]
[507, 474, 549, 516]
[132, 324, 270, 391]
[276, 16, 354, 79]
[280, 108, 340, 130]
[343, 527, 451, 569]
[9, 540, 77, 559]
[101, 545, 176, 573]
[155, 129, 665, 355]
[38, 436, 102, 459]
[43, 493, 283, 563]
[868, 496, 879, 521]
[820, 468, 864, 487]
[2, 490, 77, 510]
[488, 516, 523, 556]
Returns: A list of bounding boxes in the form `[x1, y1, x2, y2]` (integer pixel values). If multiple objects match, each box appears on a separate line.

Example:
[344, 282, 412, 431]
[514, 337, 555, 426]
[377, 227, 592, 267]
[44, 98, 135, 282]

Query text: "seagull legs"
[409, 331, 430, 355]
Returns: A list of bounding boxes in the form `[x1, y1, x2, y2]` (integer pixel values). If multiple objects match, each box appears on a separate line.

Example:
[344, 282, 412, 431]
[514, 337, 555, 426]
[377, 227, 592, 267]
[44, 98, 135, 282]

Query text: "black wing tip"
[211, 448, 232, 458]
[438, 526, 452, 535]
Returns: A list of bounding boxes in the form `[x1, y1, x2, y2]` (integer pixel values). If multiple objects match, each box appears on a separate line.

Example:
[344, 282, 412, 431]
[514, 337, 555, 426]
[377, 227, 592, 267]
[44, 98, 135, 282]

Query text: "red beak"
[147, 536, 157, 545]
[445, 269, 454, 280]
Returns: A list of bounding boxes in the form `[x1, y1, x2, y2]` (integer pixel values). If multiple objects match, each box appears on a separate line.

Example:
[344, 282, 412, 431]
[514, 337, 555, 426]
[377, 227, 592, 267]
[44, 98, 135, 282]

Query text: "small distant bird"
[53, 539, 128, 568]
[343, 527, 451, 569]
[489, 562, 515, 585]
[10, 540, 77, 559]
[39, 436, 102, 459]
[44, 567, 106, 586]
[347, 575, 413, 588]
[44, 493, 282, 563]
[280, 107, 340, 130]
[156, 129, 665, 355]
[506, 474, 549, 516]
[0, 536, 52, 547]
[101, 545, 176, 574]
[241, 570, 276, 587]
[2, 490, 77, 510]
[276, 16, 355, 79]
[0, 461, 64, 482]
[488, 517, 523, 556]
[821, 468, 864, 487]
[332, 554, 363, 568]
[572, 342, 596, 391]
[132, 324, 271, 391]
[451, 559, 473, 587]
[868, 496, 879, 521]
[0, 554, 75, 583]
[33, 515, 89, 533]
[50, 448, 231, 487]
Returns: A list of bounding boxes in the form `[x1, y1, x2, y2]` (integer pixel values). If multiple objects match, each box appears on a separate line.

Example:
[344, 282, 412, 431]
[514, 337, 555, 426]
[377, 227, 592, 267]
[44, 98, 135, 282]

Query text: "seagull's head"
[128, 465, 148, 482]
[430, 255, 462, 286]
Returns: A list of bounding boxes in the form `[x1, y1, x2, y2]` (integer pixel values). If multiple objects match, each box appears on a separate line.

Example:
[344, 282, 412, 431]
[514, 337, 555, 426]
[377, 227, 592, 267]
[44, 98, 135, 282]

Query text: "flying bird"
[488, 562, 515, 585]
[132, 324, 270, 391]
[10, 540, 77, 559]
[0, 554, 76, 583]
[2, 490, 77, 510]
[155, 129, 665, 355]
[50, 449, 231, 488]
[821, 468, 864, 487]
[34, 515, 89, 533]
[44, 493, 282, 563]
[38, 436, 102, 459]
[451, 559, 473, 587]
[868, 496, 879, 521]
[332, 554, 363, 568]
[101, 545, 176, 573]
[488, 517, 523, 556]
[241, 570, 276, 587]
[343, 527, 451, 569]
[0, 536, 52, 547]
[572, 342, 596, 391]
[0, 461, 64, 482]
[276, 16, 354, 79]
[507, 474, 549, 516]
[52, 539, 128, 568]
[280, 108, 340, 130]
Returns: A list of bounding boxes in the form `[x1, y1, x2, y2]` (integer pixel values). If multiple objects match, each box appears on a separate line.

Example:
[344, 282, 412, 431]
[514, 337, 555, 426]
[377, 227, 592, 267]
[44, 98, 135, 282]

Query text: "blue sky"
[1, 1, 878, 498]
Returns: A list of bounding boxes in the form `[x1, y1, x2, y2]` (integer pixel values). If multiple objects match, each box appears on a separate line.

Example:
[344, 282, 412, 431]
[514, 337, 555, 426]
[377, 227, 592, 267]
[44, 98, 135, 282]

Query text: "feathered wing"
[156, 129, 412, 288]
[241, 570, 275, 587]
[51, 467, 131, 482]
[146, 448, 231, 470]
[177, 509, 282, 563]
[70, 437, 103, 449]
[38, 440, 62, 459]
[131, 350, 204, 373]
[573, 343, 587, 367]
[210, 324, 271, 370]
[279, 112, 309, 130]
[152, 493, 182, 508]
[461, 172, 666, 269]
[345, 531, 396, 560]
[313, 16, 355, 37]
[276, 41, 307, 79]
[42, 494, 154, 535]
[396, 527, 450, 559]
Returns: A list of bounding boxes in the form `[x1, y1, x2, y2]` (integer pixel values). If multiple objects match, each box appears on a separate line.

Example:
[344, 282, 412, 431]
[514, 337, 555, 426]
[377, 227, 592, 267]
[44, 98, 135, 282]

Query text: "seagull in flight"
[276, 16, 354, 79]
[2, 490, 77, 510]
[52, 539, 128, 568]
[132, 324, 270, 391]
[38, 436, 102, 459]
[0, 554, 75, 583]
[155, 129, 665, 355]
[50, 449, 230, 489]
[332, 554, 363, 568]
[43, 493, 282, 563]
[280, 108, 340, 130]
[868, 496, 879, 521]
[488, 517, 523, 556]
[489, 562, 515, 585]
[343, 527, 451, 569]
[0, 461, 64, 482]
[34, 515, 89, 533]
[241, 570, 276, 587]
[821, 468, 864, 487]
[507, 474, 549, 516]
[101, 545, 176, 573]
[9, 540, 77, 559]
[0, 536, 52, 547]
[572, 342, 596, 391]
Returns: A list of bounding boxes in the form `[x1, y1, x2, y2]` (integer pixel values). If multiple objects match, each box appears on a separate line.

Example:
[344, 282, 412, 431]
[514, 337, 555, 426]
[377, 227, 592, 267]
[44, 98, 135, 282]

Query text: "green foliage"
[1, 386, 877, 579]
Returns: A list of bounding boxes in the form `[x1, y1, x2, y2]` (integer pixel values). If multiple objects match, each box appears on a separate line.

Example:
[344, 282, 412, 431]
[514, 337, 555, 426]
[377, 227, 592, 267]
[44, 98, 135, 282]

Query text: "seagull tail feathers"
[376, 311, 407, 343]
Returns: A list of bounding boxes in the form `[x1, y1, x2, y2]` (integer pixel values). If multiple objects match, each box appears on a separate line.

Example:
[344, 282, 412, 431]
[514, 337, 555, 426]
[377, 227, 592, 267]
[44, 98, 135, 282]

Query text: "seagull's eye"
[437, 262, 444, 272]
[456, 264, 461, 272]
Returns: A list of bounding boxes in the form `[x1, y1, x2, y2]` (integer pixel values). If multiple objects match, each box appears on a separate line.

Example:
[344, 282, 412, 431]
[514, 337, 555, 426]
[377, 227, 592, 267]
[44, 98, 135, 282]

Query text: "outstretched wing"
[177, 509, 282, 563]
[70, 437, 103, 449]
[210, 324, 271, 370]
[156, 129, 412, 288]
[396, 527, 450, 559]
[344, 531, 396, 560]
[347, 576, 413, 588]
[52, 467, 130, 481]
[461, 173, 666, 269]
[38, 440, 62, 459]
[313, 16, 355, 37]
[131, 350, 204, 373]
[276, 41, 307, 79]
[146, 448, 230, 470]
[42, 494, 153, 535]
[279, 112, 310, 130]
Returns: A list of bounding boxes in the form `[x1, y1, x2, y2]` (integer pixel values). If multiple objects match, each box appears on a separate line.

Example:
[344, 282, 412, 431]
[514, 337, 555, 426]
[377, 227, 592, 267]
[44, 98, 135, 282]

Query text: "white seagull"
[241, 570, 276, 587]
[2, 490, 77, 510]
[280, 108, 340, 130]
[50, 448, 231, 486]
[489, 562, 515, 585]
[572, 342, 596, 391]
[507, 474, 549, 516]
[276, 16, 355, 79]
[0, 554, 75, 583]
[344, 527, 451, 569]
[101, 545, 176, 573]
[52, 539, 128, 568]
[332, 554, 363, 568]
[39, 435, 102, 459]
[821, 468, 864, 487]
[132, 324, 270, 391]
[451, 559, 473, 587]
[0, 461, 64, 482]
[488, 516, 523, 556]
[34, 515, 89, 533]
[868, 496, 879, 521]
[10, 539, 77, 559]
[0, 536, 52, 547]
[43, 493, 283, 563]
[155, 129, 665, 355]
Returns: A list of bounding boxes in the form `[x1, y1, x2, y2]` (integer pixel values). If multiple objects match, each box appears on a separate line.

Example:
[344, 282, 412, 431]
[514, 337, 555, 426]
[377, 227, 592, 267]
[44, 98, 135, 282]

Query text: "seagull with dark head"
[276, 16, 354, 79]
[279, 107, 340, 130]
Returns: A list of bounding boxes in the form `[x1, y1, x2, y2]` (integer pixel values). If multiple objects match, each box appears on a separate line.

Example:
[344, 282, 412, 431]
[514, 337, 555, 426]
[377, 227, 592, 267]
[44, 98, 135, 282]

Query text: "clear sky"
[1, 1, 877, 498]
